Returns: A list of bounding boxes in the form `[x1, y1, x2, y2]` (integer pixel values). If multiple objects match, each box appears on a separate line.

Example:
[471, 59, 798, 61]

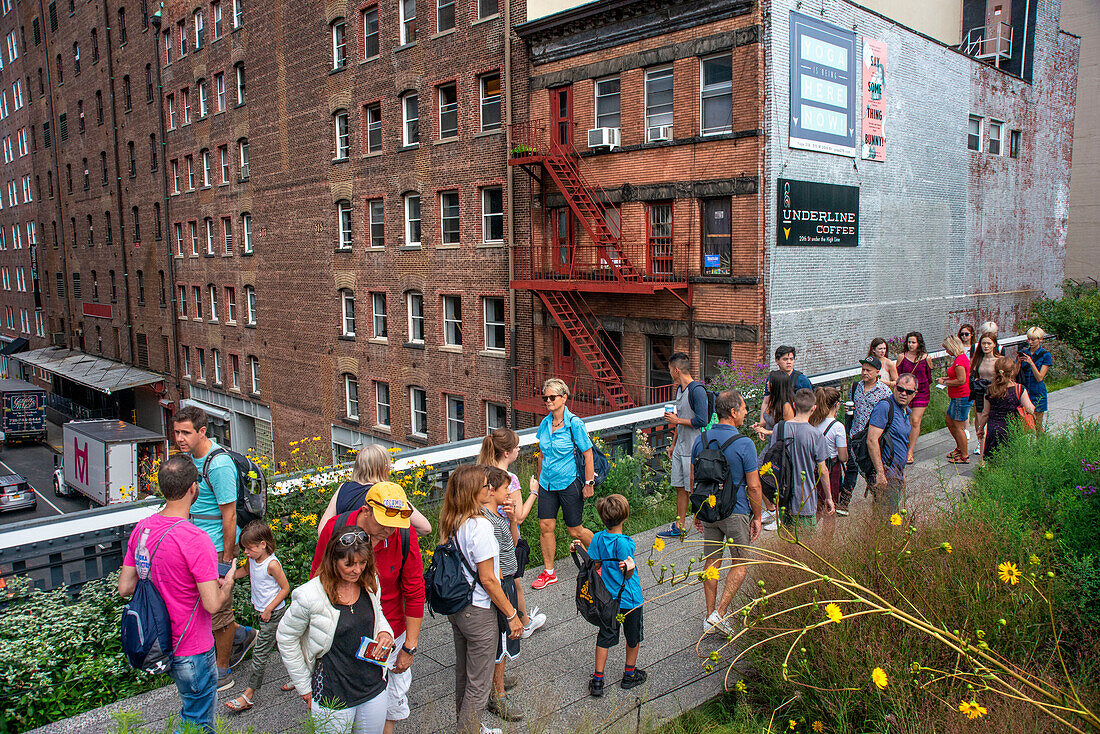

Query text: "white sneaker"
[480, 725, 504, 734]
[764, 520, 778, 531]
[761, 509, 776, 525]
[973, 446, 981, 454]
[522, 611, 546, 639]
[704, 611, 734, 636]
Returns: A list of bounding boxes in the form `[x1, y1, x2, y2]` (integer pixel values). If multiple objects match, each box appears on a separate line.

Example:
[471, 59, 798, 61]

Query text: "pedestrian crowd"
[117, 323, 1051, 734]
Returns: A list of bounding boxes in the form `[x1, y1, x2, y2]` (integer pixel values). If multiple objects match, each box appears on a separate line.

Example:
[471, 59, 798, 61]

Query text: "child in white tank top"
[226, 521, 290, 713]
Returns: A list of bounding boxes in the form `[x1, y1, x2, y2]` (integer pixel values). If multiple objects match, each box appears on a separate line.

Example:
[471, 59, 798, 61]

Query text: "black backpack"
[758, 421, 796, 513]
[424, 535, 479, 617]
[568, 420, 611, 487]
[690, 431, 752, 523]
[571, 545, 634, 629]
[201, 447, 268, 528]
[687, 380, 720, 430]
[850, 398, 895, 484]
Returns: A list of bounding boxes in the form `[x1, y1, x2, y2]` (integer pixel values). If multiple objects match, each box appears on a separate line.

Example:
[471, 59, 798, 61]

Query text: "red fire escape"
[509, 113, 689, 416]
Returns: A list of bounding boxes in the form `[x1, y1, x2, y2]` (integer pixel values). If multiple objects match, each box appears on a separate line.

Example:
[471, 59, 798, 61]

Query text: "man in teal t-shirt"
[171, 405, 254, 691]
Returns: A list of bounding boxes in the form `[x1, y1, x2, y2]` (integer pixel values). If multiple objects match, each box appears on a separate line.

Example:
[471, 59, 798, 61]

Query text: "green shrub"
[1021, 282, 1100, 375]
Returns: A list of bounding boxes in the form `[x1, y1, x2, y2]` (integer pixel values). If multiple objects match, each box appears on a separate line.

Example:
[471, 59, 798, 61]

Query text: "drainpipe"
[1019, 0, 1030, 81]
[505, 0, 516, 426]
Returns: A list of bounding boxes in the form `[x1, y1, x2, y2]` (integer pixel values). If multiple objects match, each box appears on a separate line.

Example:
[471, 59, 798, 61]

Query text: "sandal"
[948, 455, 970, 464]
[281, 682, 296, 692]
[906, 458, 915, 465]
[225, 695, 253, 713]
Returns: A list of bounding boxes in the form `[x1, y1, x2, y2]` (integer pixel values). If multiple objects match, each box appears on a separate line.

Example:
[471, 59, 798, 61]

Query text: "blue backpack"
[120, 521, 200, 674]
[424, 535, 480, 617]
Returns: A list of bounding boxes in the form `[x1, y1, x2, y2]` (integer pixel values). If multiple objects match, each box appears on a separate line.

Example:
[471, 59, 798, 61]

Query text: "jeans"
[247, 605, 286, 690]
[310, 694, 388, 734]
[169, 647, 217, 734]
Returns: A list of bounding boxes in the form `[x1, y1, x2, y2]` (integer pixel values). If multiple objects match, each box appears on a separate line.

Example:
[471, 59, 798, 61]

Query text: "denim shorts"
[947, 397, 971, 421]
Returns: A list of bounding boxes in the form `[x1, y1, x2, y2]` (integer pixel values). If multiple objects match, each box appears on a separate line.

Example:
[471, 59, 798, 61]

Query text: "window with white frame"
[400, 0, 415, 44]
[446, 394, 464, 441]
[209, 284, 219, 321]
[372, 292, 387, 338]
[198, 79, 208, 116]
[238, 138, 249, 178]
[201, 149, 211, 186]
[481, 187, 503, 243]
[222, 217, 232, 253]
[337, 200, 353, 249]
[189, 221, 198, 255]
[594, 76, 620, 129]
[484, 296, 505, 351]
[245, 285, 256, 324]
[486, 401, 506, 430]
[181, 87, 191, 124]
[197, 348, 206, 380]
[233, 0, 243, 29]
[193, 285, 202, 317]
[213, 1, 222, 38]
[375, 381, 390, 426]
[212, 349, 222, 384]
[167, 93, 176, 128]
[404, 193, 421, 245]
[242, 213, 253, 252]
[645, 66, 674, 141]
[215, 72, 225, 111]
[402, 93, 419, 146]
[341, 289, 355, 336]
[230, 354, 240, 389]
[182, 345, 191, 375]
[334, 110, 350, 159]
[700, 54, 732, 135]
[249, 356, 260, 394]
[407, 291, 424, 342]
[368, 199, 384, 248]
[363, 7, 379, 58]
[967, 115, 981, 151]
[437, 0, 454, 32]
[438, 84, 457, 139]
[988, 120, 1003, 155]
[443, 295, 461, 346]
[235, 64, 245, 105]
[410, 386, 427, 435]
[480, 73, 501, 131]
[174, 223, 184, 256]
[204, 217, 215, 254]
[365, 102, 382, 152]
[225, 286, 236, 322]
[440, 190, 459, 244]
[331, 19, 347, 69]
[344, 374, 359, 419]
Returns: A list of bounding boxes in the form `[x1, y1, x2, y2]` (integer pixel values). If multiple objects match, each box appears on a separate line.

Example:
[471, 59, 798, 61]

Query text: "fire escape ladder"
[542, 153, 641, 282]
[537, 290, 636, 411]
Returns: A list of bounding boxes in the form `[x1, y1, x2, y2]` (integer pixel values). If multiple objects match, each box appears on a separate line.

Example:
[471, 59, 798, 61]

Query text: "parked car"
[0, 473, 35, 513]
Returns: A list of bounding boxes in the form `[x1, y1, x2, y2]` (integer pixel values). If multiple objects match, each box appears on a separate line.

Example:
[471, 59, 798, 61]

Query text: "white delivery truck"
[55, 420, 169, 506]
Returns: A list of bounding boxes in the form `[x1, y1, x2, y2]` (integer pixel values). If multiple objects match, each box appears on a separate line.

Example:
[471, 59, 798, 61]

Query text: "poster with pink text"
[861, 37, 886, 161]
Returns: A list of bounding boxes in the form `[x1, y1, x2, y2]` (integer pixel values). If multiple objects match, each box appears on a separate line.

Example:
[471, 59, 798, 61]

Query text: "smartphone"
[935, 383, 947, 390]
[217, 561, 232, 577]
[355, 636, 387, 665]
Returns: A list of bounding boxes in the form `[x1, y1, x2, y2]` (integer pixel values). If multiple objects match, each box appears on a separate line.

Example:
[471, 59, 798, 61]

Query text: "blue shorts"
[947, 397, 971, 421]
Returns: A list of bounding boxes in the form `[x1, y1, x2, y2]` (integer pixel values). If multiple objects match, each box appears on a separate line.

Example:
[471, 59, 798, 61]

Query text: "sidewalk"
[32, 380, 1100, 734]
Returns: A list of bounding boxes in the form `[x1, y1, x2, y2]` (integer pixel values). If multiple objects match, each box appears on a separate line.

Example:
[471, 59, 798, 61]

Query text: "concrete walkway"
[32, 380, 1100, 734]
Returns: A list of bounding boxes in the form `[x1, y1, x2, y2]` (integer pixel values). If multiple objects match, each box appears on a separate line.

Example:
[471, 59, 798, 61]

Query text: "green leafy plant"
[1021, 281, 1100, 375]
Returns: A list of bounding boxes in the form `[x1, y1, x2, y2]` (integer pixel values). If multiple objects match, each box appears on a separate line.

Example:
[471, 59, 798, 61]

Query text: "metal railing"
[512, 366, 676, 418]
[964, 22, 1013, 64]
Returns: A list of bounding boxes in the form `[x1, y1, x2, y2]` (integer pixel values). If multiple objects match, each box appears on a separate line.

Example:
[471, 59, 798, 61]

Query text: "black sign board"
[777, 178, 859, 247]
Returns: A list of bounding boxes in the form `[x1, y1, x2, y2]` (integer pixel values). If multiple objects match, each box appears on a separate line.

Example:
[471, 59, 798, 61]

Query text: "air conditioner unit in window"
[647, 125, 673, 142]
[587, 127, 620, 150]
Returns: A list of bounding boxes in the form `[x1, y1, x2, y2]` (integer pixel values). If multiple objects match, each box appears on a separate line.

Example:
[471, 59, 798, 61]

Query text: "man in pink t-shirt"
[119, 455, 235, 733]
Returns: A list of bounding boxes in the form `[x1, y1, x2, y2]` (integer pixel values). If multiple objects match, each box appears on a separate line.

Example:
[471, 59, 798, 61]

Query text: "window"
[407, 291, 424, 342]
[372, 292, 387, 338]
[484, 297, 505, 351]
[171, 159, 180, 192]
[219, 145, 229, 182]
[399, 0, 415, 44]
[178, 20, 187, 56]
[344, 374, 359, 419]
[189, 221, 199, 255]
[645, 66, 674, 141]
[481, 187, 503, 243]
[181, 87, 191, 124]
[222, 217, 233, 253]
[249, 356, 260, 394]
[375, 382, 390, 426]
[238, 138, 249, 179]
[233, 0, 243, 29]
[402, 93, 419, 146]
[988, 120, 1003, 155]
[437, 84, 458, 139]
[437, 0, 454, 33]
[230, 354, 240, 389]
[368, 199, 384, 247]
[92, 28, 99, 61]
[174, 223, 184, 256]
[128, 141, 136, 177]
[404, 194, 421, 245]
[700, 339, 730, 385]
[160, 271, 167, 305]
[225, 286, 236, 322]
[74, 43, 80, 75]
[967, 115, 981, 151]
[196, 79, 208, 117]
[193, 285, 202, 317]
[242, 213, 253, 252]
[341, 289, 355, 336]
[150, 134, 158, 171]
[486, 402, 507, 430]
[410, 387, 427, 435]
[245, 285, 256, 324]
[167, 93, 175, 128]
[443, 295, 461, 346]
[478, 0, 497, 18]
[334, 110, 350, 159]
[446, 394, 464, 441]
[195, 349, 205, 380]
[647, 335, 673, 388]
[235, 64, 245, 105]
[201, 149, 211, 186]
[185, 155, 195, 189]
[215, 72, 225, 111]
[204, 218, 215, 254]
[480, 73, 501, 131]
[1009, 129, 1021, 158]
[194, 10, 204, 49]
[700, 55, 732, 135]
[146, 64, 154, 103]
[182, 346, 191, 376]
[213, 1, 222, 38]
[594, 76, 620, 129]
[364, 102, 382, 152]
[701, 198, 731, 275]
[56, 54, 63, 84]
[337, 200, 352, 249]
[647, 202, 673, 275]
[440, 190, 459, 244]
[362, 7, 379, 58]
[212, 350, 222, 384]
[331, 19, 347, 69]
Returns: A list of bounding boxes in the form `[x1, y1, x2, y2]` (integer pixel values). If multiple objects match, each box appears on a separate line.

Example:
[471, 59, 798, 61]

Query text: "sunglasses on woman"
[367, 498, 414, 519]
[338, 529, 370, 545]
[541, 393, 563, 402]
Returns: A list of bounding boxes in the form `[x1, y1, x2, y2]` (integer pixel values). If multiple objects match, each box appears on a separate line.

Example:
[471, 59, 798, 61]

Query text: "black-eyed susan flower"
[998, 561, 1021, 585]
[872, 667, 888, 689]
[825, 603, 842, 623]
[958, 700, 987, 719]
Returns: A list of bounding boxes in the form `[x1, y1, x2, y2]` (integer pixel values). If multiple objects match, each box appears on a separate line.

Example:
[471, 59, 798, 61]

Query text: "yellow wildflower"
[1028, 554, 1040, 566]
[703, 566, 720, 581]
[824, 603, 842, 624]
[941, 542, 953, 554]
[707, 494, 717, 508]
[998, 561, 1021, 585]
[313, 436, 322, 441]
[289, 440, 299, 447]
[789, 720, 797, 731]
[1044, 531, 1054, 540]
[247, 471, 258, 479]
[812, 723, 824, 733]
[652, 538, 665, 552]
[759, 462, 773, 476]
[871, 667, 888, 689]
[958, 700, 987, 719]
[889, 514, 902, 526]
[291, 448, 300, 455]
[735, 680, 747, 692]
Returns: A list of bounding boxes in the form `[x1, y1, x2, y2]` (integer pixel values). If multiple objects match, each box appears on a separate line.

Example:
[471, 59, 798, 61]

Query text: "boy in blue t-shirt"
[573, 493, 645, 697]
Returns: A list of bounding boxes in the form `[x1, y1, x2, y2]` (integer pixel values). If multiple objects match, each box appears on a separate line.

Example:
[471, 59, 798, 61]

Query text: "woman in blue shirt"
[1018, 327, 1053, 433]
[530, 378, 594, 591]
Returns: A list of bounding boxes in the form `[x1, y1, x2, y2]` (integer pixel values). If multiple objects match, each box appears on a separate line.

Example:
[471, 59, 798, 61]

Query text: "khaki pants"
[449, 604, 497, 734]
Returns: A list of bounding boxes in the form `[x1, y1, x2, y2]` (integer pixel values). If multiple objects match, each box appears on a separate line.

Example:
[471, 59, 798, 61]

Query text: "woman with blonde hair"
[440, 465, 523, 734]
[319, 444, 432, 536]
[1017, 326, 1052, 433]
[277, 530, 394, 733]
[529, 378, 595, 591]
[980, 356, 1035, 457]
[938, 336, 971, 463]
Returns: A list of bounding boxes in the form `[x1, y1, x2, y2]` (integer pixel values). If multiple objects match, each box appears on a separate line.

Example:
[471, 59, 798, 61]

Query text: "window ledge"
[244, 323, 256, 329]
[207, 320, 219, 325]
[479, 349, 506, 359]
[360, 56, 380, 65]
[406, 433, 429, 445]
[473, 129, 503, 139]
[398, 144, 419, 152]
[334, 246, 352, 254]
[404, 341, 425, 350]
[368, 337, 388, 345]
[394, 41, 417, 52]
[436, 243, 460, 250]
[477, 241, 505, 249]
[332, 156, 350, 164]
[225, 320, 237, 326]
[341, 417, 360, 427]
[365, 246, 385, 253]
[430, 28, 456, 40]
[362, 151, 383, 159]
[372, 424, 392, 433]
[203, 253, 215, 258]
[399, 244, 422, 251]
[241, 250, 254, 257]
[433, 137, 458, 146]
[338, 334, 355, 341]
[439, 345, 463, 354]
[471, 13, 500, 25]
[222, 252, 233, 258]
[329, 65, 348, 75]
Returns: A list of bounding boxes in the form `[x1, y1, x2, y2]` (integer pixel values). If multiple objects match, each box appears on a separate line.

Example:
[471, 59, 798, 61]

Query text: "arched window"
[336, 200, 352, 249]
[340, 289, 355, 336]
[234, 62, 245, 105]
[333, 110, 350, 159]
[343, 373, 359, 419]
[131, 206, 140, 242]
[237, 138, 249, 179]
[244, 285, 256, 324]
[331, 18, 347, 69]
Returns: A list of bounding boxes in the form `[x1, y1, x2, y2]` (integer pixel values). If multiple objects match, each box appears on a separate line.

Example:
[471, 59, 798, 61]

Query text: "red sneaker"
[531, 569, 558, 590]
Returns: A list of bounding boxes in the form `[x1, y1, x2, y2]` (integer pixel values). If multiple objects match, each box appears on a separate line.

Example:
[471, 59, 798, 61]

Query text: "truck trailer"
[57, 420, 168, 506]
[0, 379, 47, 445]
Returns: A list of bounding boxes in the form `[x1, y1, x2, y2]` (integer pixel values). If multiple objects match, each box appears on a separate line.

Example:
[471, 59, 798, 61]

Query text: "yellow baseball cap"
[364, 481, 412, 529]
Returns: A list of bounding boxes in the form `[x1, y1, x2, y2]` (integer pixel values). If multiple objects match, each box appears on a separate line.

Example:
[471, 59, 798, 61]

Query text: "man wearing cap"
[312, 482, 425, 734]
[840, 355, 891, 515]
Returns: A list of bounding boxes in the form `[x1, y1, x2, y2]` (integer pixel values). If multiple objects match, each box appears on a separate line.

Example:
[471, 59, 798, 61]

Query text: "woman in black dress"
[980, 356, 1036, 458]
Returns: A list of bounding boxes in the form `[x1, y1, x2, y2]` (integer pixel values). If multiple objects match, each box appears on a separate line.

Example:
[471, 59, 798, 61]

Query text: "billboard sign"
[789, 12, 858, 157]
[861, 37, 887, 161]
[777, 178, 860, 247]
